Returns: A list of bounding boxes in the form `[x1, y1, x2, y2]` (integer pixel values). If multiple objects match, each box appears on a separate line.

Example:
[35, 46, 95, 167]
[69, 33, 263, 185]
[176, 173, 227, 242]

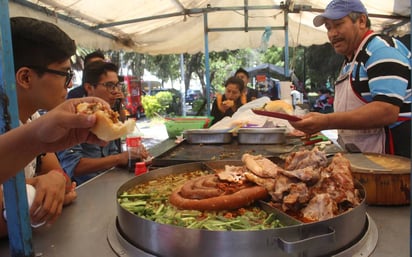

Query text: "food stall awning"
[9, 0, 411, 55]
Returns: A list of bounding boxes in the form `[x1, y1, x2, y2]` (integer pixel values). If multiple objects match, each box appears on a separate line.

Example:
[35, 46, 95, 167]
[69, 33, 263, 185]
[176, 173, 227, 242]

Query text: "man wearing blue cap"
[290, 0, 411, 158]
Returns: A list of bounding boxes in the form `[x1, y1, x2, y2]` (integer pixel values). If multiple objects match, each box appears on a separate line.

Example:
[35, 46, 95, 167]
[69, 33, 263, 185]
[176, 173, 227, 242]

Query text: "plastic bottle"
[3, 184, 46, 228]
[135, 162, 147, 176]
[126, 120, 143, 172]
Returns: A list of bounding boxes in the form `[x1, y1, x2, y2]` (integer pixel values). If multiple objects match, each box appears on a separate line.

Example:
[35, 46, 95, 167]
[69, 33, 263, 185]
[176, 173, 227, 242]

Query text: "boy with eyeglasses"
[0, 17, 79, 237]
[57, 61, 149, 185]
[66, 50, 106, 99]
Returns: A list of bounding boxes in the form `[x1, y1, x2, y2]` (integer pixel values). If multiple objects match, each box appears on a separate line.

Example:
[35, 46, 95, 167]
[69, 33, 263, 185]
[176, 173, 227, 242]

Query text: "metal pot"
[117, 161, 366, 257]
[350, 153, 410, 205]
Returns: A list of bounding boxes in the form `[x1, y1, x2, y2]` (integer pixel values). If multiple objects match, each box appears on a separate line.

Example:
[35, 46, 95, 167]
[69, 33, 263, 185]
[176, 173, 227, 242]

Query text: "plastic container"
[165, 119, 206, 139]
[165, 116, 214, 128]
[126, 123, 144, 172]
[3, 184, 46, 228]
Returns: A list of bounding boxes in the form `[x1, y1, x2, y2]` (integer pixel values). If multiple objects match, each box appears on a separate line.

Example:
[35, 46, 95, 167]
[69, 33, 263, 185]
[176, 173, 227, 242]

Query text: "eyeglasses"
[27, 66, 74, 88]
[94, 81, 122, 92]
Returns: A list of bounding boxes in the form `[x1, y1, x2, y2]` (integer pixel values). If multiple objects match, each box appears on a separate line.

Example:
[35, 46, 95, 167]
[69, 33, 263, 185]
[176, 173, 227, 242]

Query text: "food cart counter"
[0, 136, 409, 256]
[0, 166, 409, 257]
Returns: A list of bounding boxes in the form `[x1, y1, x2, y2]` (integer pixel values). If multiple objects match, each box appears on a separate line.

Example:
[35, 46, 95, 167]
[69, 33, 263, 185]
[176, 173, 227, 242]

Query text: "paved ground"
[135, 102, 196, 149]
[136, 118, 169, 149]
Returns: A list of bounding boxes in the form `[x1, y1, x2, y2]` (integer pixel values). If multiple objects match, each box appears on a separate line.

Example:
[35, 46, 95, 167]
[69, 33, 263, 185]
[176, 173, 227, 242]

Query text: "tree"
[183, 53, 203, 94]
[78, 43, 343, 106]
[182, 49, 255, 98]
[261, 46, 284, 66]
[120, 51, 146, 79]
[306, 43, 343, 90]
[145, 55, 180, 86]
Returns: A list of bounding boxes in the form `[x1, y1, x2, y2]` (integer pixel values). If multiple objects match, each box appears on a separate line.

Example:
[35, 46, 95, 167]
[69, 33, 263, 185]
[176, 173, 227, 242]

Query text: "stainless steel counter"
[0, 161, 410, 256]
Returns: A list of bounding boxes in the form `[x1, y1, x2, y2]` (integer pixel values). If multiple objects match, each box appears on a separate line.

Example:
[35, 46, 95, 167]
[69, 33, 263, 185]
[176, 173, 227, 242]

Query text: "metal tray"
[151, 140, 285, 167]
[237, 128, 286, 144]
[184, 129, 232, 144]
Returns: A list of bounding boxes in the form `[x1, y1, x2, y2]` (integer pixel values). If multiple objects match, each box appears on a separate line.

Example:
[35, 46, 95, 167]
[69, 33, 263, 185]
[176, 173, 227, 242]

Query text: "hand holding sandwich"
[0, 97, 110, 183]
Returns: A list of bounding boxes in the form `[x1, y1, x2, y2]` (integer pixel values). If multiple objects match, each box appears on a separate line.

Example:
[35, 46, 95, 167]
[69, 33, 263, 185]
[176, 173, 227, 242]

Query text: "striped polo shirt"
[341, 34, 411, 119]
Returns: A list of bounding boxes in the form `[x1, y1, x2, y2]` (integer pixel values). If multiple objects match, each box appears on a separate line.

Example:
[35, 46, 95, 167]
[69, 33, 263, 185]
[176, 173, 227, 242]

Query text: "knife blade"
[344, 143, 390, 172]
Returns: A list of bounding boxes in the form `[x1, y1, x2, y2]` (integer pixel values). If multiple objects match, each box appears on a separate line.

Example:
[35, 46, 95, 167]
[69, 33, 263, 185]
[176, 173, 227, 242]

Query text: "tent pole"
[284, 9, 290, 78]
[0, 1, 34, 256]
[409, 0, 412, 254]
[180, 53, 186, 116]
[203, 11, 211, 116]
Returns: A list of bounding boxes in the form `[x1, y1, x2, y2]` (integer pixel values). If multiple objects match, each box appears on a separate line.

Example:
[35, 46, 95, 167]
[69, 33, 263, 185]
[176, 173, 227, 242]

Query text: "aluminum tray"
[237, 127, 286, 144]
[184, 129, 232, 144]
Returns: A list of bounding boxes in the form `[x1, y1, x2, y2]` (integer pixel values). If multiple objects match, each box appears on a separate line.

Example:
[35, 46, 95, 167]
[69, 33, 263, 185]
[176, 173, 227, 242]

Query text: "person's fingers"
[46, 201, 62, 225]
[63, 190, 77, 206]
[59, 113, 97, 129]
[30, 190, 45, 219]
[68, 96, 111, 109]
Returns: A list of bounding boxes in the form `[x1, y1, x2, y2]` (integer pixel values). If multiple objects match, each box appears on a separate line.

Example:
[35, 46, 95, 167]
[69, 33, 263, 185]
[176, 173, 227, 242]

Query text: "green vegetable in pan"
[118, 171, 284, 231]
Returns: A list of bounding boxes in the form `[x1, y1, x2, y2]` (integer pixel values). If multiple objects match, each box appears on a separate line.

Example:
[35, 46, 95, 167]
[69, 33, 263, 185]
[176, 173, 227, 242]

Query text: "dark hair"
[224, 76, 245, 93]
[84, 50, 105, 66]
[234, 68, 249, 78]
[348, 12, 371, 28]
[10, 17, 76, 72]
[82, 61, 118, 85]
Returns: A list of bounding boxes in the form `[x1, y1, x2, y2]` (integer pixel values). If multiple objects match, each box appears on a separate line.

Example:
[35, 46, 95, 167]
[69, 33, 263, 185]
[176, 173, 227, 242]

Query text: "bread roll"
[223, 100, 234, 107]
[263, 100, 294, 115]
[76, 102, 135, 141]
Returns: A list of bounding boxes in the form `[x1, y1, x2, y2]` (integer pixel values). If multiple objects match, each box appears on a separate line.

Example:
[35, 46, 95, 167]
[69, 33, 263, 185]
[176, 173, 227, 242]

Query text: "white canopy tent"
[9, 0, 411, 55]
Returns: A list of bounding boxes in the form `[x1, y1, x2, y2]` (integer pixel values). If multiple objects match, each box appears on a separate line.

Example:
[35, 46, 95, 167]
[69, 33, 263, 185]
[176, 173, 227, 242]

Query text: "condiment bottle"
[135, 162, 147, 176]
[126, 120, 143, 172]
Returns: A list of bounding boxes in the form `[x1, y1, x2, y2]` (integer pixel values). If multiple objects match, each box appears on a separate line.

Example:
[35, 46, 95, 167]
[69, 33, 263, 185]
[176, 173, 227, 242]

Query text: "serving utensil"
[252, 109, 302, 121]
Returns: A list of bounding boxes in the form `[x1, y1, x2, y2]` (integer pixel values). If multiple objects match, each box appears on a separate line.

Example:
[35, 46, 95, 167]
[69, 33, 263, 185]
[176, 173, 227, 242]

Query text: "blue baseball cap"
[313, 0, 367, 27]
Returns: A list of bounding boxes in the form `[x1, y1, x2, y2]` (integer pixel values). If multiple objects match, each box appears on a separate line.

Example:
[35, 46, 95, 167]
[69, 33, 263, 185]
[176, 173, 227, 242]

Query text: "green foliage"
[192, 98, 206, 115]
[141, 91, 176, 118]
[261, 46, 284, 66]
[208, 49, 256, 95]
[121, 51, 145, 78]
[155, 91, 173, 107]
[145, 55, 181, 84]
[141, 95, 166, 118]
[88, 43, 343, 103]
[306, 43, 343, 89]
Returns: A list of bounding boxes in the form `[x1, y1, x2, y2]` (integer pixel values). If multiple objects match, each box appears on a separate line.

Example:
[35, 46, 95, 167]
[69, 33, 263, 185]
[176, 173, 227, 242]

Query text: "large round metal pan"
[117, 161, 366, 257]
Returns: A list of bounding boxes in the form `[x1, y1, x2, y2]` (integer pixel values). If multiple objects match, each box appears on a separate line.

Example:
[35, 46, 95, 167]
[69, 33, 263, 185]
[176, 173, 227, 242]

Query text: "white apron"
[334, 34, 386, 154]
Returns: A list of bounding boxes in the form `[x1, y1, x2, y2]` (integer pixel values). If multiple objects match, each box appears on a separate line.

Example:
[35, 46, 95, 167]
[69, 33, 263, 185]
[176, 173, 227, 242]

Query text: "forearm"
[0, 122, 45, 182]
[73, 155, 121, 176]
[326, 101, 399, 130]
[38, 153, 62, 175]
[290, 101, 399, 135]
